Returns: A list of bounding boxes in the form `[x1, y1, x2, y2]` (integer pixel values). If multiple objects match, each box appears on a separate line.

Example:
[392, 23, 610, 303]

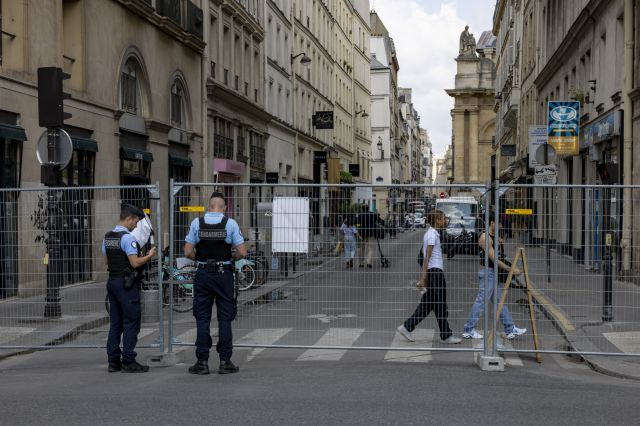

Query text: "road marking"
[384, 329, 434, 363]
[603, 331, 640, 354]
[296, 328, 365, 361]
[236, 328, 292, 361]
[501, 340, 524, 367]
[0, 327, 36, 345]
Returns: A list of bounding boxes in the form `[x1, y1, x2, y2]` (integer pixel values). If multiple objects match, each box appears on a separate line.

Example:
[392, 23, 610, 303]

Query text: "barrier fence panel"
[495, 183, 640, 357]
[0, 184, 163, 352]
[169, 182, 499, 358]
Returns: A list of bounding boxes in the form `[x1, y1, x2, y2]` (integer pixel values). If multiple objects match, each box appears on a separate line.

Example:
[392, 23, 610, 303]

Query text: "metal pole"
[603, 187, 613, 322]
[483, 182, 491, 357]
[168, 179, 175, 353]
[492, 181, 500, 357]
[43, 128, 62, 319]
[154, 183, 164, 351]
[545, 144, 551, 283]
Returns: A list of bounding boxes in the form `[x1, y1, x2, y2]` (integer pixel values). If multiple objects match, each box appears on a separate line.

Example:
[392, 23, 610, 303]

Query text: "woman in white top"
[397, 210, 462, 344]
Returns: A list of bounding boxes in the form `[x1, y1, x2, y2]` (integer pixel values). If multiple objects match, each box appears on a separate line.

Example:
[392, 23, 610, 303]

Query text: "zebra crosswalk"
[169, 327, 529, 367]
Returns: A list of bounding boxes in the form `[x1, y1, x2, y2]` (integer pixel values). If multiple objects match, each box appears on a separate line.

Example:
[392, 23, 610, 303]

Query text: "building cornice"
[266, 0, 291, 27]
[267, 57, 291, 79]
[294, 19, 332, 61]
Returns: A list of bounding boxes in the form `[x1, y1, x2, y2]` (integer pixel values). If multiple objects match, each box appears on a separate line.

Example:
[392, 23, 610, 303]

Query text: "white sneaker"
[441, 335, 462, 344]
[397, 325, 414, 342]
[506, 327, 527, 339]
[462, 330, 483, 339]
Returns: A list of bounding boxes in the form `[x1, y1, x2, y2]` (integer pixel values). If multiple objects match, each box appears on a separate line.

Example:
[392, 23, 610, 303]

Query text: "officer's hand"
[148, 247, 157, 257]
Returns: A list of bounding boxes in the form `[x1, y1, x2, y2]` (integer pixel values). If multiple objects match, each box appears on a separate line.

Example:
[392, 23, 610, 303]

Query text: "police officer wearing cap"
[102, 203, 156, 373]
[184, 191, 246, 375]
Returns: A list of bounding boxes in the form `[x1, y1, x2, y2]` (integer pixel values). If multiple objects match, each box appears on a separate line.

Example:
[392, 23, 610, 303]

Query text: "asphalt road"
[1, 229, 639, 424]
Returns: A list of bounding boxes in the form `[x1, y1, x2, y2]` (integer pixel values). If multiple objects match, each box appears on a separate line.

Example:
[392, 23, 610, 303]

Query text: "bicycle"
[105, 252, 195, 314]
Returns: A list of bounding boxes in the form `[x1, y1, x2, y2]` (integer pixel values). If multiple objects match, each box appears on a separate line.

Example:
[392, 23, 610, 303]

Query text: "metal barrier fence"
[0, 184, 163, 351]
[496, 183, 640, 358]
[168, 182, 494, 358]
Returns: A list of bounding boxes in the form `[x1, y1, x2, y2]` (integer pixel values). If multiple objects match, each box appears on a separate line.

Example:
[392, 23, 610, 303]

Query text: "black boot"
[188, 359, 210, 375]
[218, 360, 239, 374]
[108, 361, 122, 373]
[121, 361, 149, 373]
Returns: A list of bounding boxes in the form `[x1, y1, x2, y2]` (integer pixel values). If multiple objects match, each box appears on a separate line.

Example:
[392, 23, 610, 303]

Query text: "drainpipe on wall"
[201, 6, 209, 183]
[622, 0, 633, 274]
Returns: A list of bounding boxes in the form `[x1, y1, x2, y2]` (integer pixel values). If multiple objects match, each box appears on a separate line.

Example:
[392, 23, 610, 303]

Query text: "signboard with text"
[528, 125, 547, 168]
[534, 164, 557, 185]
[548, 101, 580, 156]
[313, 111, 334, 129]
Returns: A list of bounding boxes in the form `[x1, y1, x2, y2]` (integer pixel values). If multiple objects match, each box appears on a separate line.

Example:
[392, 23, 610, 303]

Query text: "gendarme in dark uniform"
[102, 203, 156, 373]
[184, 192, 246, 375]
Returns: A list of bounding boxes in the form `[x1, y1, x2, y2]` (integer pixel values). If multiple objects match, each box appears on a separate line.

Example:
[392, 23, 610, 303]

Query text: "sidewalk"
[503, 238, 640, 380]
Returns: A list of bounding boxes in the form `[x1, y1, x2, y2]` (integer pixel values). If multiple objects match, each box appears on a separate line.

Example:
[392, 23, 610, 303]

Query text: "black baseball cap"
[121, 203, 145, 219]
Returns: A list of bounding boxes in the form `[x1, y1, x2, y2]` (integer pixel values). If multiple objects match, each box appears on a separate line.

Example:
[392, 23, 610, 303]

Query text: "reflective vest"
[195, 217, 232, 262]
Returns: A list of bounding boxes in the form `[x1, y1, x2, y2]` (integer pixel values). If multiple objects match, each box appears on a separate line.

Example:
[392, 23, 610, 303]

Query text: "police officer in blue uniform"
[184, 191, 246, 375]
[103, 203, 156, 373]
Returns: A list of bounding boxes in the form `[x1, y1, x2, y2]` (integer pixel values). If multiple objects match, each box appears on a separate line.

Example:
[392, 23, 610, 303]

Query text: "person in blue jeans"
[340, 216, 358, 268]
[462, 215, 527, 340]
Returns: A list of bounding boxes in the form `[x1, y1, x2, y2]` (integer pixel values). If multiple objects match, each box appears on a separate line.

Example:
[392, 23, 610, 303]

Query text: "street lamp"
[355, 109, 368, 118]
[291, 53, 312, 184]
[377, 136, 384, 159]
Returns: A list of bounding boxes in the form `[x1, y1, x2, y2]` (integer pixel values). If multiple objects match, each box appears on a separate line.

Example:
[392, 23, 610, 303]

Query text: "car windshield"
[415, 212, 423, 218]
[438, 203, 477, 219]
[448, 217, 476, 229]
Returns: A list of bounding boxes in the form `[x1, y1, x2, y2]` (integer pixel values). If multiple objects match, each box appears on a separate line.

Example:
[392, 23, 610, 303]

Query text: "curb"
[527, 287, 640, 381]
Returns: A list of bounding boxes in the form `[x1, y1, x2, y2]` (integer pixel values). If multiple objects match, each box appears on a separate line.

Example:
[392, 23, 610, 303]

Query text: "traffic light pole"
[43, 129, 63, 319]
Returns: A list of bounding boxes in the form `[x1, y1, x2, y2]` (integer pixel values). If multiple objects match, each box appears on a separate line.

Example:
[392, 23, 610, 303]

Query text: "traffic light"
[37, 67, 72, 128]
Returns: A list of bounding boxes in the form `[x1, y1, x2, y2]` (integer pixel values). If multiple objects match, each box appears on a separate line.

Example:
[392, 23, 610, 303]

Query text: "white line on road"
[236, 328, 292, 361]
[0, 327, 36, 345]
[384, 329, 434, 363]
[296, 328, 365, 361]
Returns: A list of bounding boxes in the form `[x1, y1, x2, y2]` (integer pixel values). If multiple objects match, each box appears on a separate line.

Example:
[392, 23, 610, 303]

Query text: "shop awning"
[71, 136, 99, 152]
[0, 123, 27, 141]
[121, 147, 153, 162]
[169, 154, 193, 167]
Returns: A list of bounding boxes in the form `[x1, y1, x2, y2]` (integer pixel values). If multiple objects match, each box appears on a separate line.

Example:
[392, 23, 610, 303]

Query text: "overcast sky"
[372, 0, 496, 157]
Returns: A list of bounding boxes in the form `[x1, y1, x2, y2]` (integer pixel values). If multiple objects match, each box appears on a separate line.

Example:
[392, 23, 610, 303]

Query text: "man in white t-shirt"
[397, 210, 462, 344]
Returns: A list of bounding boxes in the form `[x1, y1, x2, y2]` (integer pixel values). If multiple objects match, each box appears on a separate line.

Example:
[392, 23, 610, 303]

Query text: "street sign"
[313, 150, 327, 163]
[506, 209, 533, 215]
[36, 128, 73, 168]
[535, 143, 556, 166]
[439, 192, 446, 199]
[266, 172, 279, 184]
[528, 125, 547, 168]
[312, 111, 334, 129]
[179, 206, 205, 212]
[534, 165, 557, 185]
[548, 101, 580, 156]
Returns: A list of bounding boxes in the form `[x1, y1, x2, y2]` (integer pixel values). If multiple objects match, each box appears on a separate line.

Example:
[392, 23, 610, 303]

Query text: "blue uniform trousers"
[106, 276, 141, 364]
[193, 268, 237, 362]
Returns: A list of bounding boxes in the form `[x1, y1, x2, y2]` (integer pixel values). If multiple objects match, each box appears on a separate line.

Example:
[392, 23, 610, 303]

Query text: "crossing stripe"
[236, 328, 292, 361]
[384, 329, 434, 363]
[0, 327, 36, 345]
[603, 331, 640, 354]
[296, 328, 365, 361]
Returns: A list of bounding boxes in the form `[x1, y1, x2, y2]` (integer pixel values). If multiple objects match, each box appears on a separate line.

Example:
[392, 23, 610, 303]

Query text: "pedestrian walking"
[103, 203, 156, 373]
[397, 210, 462, 344]
[184, 191, 247, 375]
[340, 216, 358, 268]
[462, 214, 527, 340]
[357, 206, 373, 268]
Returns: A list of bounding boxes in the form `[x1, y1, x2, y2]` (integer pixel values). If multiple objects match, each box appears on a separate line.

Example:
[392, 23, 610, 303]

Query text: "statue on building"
[459, 25, 477, 57]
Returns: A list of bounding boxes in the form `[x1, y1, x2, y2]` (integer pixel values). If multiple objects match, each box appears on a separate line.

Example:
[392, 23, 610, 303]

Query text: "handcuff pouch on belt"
[123, 267, 141, 290]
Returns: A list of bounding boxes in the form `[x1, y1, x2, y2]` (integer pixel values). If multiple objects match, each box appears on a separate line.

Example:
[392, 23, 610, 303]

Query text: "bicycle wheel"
[236, 264, 256, 291]
[253, 258, 268, 286]
[171, 270, 194, 313]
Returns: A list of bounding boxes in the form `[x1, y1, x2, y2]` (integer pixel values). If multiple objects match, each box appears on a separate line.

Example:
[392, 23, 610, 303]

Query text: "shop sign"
[548, 101, 580, 156]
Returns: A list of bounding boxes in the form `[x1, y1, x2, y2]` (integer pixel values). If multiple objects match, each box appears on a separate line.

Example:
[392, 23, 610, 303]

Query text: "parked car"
[413, 212, 426, 228]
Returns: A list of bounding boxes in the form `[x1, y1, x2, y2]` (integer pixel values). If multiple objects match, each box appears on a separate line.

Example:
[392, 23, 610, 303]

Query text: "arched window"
[120, 59, 143, 114]
[170, 80, 186, 129]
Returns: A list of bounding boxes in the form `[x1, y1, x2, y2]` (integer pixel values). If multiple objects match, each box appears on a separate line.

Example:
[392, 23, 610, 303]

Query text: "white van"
[435, 196, 479, 220]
